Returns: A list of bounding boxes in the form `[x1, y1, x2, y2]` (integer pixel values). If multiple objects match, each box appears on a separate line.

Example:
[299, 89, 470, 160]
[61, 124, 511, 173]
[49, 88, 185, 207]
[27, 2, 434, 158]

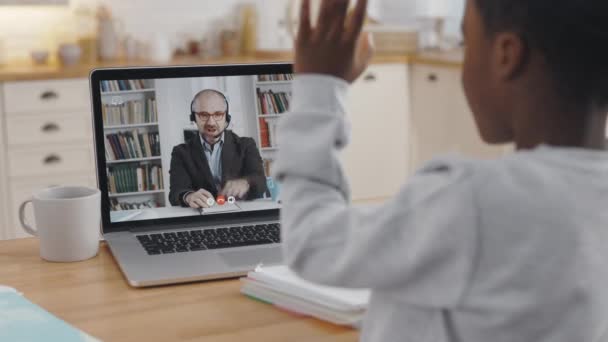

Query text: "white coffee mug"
[19, 186, 101, 262]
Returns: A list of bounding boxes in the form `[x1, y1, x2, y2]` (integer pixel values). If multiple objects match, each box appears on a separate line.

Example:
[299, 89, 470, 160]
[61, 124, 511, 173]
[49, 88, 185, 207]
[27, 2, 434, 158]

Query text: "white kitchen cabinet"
[1, 78, 97, 239]
[3, 79, 91, 114]
[6, 112, 92, 146]
[342, 64, 410, 200]
[409, 64, 509, 173]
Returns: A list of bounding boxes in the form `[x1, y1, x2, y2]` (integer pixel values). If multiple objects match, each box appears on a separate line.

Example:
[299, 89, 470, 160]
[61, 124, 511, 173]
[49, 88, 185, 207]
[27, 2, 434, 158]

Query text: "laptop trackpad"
[218, 247, 283, 268]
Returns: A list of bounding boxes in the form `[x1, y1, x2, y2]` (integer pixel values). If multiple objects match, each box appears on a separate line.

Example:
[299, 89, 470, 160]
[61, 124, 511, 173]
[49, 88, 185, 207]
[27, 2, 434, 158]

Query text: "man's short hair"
[475, 0, 608, 106]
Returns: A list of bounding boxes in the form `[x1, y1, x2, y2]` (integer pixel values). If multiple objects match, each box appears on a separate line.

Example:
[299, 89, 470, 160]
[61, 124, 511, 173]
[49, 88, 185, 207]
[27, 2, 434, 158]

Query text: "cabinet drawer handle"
[40, 90, 59, 101]
[41, 122, 60, 133]
[427, 73, 438, 82]
[43, 154, 62, 165]
[363, 73, 377, 82]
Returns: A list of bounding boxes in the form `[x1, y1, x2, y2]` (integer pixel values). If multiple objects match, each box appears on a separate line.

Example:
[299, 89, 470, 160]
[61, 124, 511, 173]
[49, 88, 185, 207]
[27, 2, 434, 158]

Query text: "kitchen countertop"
[0, 50, 463, 82]
[412, 50, 464, 68]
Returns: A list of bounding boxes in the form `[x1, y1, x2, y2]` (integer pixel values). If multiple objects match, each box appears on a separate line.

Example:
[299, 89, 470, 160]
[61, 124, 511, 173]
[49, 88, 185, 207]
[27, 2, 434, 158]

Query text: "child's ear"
[493, 32, 528, 81]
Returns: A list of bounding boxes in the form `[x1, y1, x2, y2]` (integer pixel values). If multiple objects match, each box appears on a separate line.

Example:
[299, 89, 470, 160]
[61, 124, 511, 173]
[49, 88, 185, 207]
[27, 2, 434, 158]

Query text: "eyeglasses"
[195, 112, 226, 122]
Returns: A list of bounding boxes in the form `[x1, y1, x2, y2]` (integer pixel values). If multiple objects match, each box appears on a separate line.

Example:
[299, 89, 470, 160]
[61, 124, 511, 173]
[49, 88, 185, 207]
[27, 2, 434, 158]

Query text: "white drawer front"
[8, 145, 95, 177]
[9, 175, 97, 239]
[6, 112, 92, 146]
[4, 79, 90, 115]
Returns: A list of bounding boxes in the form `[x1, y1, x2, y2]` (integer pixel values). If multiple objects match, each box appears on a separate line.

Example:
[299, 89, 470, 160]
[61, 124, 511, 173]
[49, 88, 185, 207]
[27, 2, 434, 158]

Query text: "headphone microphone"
[189, 89, 232, 125]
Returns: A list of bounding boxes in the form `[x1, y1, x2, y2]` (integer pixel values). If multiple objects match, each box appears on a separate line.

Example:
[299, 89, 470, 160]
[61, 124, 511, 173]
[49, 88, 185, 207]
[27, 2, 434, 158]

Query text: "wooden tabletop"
[0, 50, 463, 82]
[0, 238, 359, 342]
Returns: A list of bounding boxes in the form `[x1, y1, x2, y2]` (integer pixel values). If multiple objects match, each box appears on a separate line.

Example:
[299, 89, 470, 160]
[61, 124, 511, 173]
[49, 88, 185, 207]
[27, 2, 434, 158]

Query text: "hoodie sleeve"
[273, 74, 479, 308]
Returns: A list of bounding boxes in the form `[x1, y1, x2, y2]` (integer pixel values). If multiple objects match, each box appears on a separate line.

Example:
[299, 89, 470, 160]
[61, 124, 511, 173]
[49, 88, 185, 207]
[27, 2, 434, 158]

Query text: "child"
[274, 0, 608, 341]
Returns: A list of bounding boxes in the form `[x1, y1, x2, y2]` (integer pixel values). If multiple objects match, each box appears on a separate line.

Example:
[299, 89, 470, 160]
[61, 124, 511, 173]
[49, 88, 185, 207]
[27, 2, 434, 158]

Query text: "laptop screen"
[96, 70, 292, 224]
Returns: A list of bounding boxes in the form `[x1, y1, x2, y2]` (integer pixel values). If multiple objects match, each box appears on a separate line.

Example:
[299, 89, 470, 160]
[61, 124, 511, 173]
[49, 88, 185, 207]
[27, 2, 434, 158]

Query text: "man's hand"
[295, 0, 374, 84]
[220, 179, 251, 199]
[185, 189, 214, 209]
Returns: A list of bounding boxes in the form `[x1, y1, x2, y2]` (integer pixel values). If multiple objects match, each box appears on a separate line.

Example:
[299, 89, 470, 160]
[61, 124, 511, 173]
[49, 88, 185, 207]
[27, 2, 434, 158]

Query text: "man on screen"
[169, 89, 268, 208]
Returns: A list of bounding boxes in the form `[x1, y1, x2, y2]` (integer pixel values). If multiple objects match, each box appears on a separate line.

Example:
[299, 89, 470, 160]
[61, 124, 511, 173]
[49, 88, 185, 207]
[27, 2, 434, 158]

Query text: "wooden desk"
[0, 238, 359, 342]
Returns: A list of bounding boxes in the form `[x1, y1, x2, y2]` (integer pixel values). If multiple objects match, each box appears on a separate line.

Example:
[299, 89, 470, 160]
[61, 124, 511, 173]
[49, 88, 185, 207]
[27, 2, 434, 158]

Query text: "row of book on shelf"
[105, 130, 160, 161]
[256, 89, 291, 115]
[107, 164, 164, 194]
[103, 98, 158, 126]
[111, 199, 159, 211]
[101, 79, 151, 92]
[259, 118, 279, 148]
[257, 74, 294, 82]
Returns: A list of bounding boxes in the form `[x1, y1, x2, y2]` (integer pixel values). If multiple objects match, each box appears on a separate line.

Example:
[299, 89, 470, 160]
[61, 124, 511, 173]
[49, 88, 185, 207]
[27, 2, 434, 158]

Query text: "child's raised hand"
[294, 0, 374, 84]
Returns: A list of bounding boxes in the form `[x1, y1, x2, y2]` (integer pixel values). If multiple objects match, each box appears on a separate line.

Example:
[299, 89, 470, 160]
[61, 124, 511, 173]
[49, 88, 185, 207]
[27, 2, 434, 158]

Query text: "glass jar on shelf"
[73, 4, 98, 63]
[239, 3, 258, 56]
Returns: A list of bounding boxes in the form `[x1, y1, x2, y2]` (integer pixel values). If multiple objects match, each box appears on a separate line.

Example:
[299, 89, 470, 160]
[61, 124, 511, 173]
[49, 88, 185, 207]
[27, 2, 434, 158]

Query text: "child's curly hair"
[475, 0, 608, 106]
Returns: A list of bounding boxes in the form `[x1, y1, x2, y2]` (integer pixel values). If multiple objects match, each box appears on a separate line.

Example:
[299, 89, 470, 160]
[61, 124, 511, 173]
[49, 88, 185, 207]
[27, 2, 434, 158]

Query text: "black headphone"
[189, 89, 232, 124]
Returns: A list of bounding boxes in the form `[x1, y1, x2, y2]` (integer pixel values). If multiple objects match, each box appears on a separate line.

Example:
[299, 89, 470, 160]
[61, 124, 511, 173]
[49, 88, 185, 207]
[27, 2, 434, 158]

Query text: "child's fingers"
[326, 0, 350, 40]
[316, 0, 342, 37]
[297, 0, 312, 43]
[358, 32, 375, 62]
[346, 0, 368, 42]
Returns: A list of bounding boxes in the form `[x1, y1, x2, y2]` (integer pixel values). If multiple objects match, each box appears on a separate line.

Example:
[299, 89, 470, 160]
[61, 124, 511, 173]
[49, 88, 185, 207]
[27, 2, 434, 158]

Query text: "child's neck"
[513, 99, 607, 151]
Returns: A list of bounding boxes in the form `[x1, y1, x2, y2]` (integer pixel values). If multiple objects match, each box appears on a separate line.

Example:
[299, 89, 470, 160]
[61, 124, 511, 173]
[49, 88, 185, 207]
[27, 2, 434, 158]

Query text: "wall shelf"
[109, 190, 165, 198]
[104, 122, 159, 129]
[101, 89, 156, 96]
[106, 156, 161, 164]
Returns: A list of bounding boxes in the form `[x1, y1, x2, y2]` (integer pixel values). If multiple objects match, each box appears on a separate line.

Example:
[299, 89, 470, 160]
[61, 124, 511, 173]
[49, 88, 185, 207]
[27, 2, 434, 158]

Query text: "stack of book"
[241, 265, 370, 327]
[105, 130, 160, 160]
[102, 99, 158, 125]
[256, 88, 291, 115]
[100, 79, 150, 92]
[107, 164, 163, 194]
[258, 74, 294, 82]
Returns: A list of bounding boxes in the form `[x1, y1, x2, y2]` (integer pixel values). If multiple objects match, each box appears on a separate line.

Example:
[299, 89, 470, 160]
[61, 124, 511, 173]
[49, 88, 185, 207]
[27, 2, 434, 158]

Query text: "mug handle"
[19, 199, 38, 236]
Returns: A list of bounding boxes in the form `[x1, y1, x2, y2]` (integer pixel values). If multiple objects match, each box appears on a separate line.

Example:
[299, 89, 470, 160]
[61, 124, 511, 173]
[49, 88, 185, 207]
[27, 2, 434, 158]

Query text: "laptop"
[89, 63, 292, 287]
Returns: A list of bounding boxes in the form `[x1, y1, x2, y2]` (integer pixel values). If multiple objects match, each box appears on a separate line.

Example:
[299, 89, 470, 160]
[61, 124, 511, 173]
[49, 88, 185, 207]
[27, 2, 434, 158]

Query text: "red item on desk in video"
[216, 195, 226, 205]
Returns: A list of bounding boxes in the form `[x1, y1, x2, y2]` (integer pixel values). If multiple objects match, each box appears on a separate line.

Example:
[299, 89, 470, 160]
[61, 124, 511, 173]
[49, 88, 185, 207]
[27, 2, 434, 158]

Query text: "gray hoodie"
[274, 74, 608, 341]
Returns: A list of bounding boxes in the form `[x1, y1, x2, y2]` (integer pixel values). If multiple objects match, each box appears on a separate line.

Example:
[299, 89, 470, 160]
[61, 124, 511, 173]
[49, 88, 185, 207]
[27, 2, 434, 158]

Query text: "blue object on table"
[266, 176, 280, 203]
[0, 287, 100, 341]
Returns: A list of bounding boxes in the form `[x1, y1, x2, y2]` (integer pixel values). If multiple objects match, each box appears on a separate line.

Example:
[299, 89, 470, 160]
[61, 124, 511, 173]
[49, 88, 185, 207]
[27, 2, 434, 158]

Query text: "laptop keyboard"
[136, 223, 281, 255]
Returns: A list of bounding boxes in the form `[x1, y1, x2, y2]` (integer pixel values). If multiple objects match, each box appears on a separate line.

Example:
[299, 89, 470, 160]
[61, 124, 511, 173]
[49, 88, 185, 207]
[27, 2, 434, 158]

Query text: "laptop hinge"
[128, 215, 279, 233]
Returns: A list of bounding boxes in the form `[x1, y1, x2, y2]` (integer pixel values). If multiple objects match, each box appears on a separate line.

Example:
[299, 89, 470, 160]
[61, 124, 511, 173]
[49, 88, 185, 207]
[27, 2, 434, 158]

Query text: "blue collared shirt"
[200, 133, 224, 192]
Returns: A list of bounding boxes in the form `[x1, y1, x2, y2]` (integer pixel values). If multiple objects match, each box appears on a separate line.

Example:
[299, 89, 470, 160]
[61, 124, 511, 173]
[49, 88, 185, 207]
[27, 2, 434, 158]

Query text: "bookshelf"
[252, 74, 293, 176]
[101, 79, 166, 211]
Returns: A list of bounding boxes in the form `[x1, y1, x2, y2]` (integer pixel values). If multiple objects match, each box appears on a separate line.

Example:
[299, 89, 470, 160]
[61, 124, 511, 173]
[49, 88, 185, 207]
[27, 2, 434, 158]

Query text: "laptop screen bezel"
[90, 63, 292, 234]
